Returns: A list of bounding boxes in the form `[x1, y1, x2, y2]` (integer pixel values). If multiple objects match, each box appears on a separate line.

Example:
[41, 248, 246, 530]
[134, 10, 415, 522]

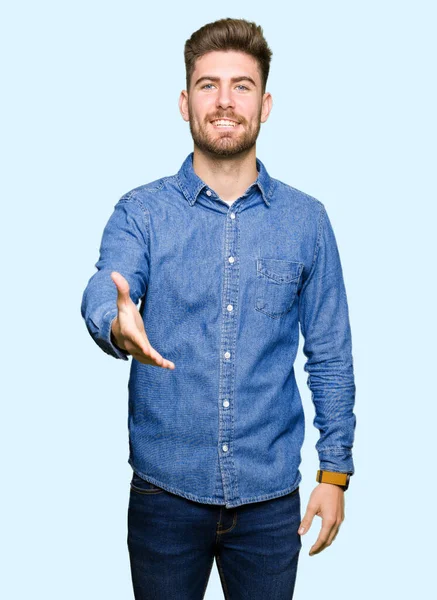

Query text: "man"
[81, 17, 356, 600]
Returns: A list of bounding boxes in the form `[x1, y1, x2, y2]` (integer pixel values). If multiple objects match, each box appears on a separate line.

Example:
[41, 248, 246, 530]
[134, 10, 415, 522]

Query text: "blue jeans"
[127, 472, 302, 599]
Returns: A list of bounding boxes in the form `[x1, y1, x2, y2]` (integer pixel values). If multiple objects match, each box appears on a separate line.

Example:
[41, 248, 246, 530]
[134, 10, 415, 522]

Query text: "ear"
[179, 90, 190, 122]
[260, 92, 273, 124]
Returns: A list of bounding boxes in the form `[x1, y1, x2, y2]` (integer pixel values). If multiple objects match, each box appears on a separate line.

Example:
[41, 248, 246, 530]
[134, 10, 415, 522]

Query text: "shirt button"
[224, 351, 231, 359]
[206, 190, 212, 196]
[223, 399, 230, 408]
[228, 256, 235, 263]
[222, 444, 229, 452]
[227, 304, 233, 312]
[230, 212, 236, 219]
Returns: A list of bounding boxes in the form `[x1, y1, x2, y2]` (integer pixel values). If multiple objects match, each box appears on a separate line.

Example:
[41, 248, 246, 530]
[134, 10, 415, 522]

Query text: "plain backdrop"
[1, 1, 436, 598]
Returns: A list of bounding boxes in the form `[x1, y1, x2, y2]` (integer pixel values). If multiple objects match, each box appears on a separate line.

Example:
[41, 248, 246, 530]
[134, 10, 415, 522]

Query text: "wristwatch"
[316, 470, 351, 491]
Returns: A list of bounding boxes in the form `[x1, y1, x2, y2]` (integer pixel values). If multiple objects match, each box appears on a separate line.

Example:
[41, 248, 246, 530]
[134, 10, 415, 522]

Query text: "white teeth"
[212, 120, 237, 127]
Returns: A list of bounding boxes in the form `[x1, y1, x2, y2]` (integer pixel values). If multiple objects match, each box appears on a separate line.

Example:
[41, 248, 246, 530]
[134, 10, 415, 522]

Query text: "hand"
[298, 483, 345, 556]
[110, 271, 175, 370]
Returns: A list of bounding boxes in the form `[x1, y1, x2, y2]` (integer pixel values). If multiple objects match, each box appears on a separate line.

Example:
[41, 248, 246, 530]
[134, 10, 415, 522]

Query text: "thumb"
[111, 271, 131, 308]
[298, 507, 316, 536]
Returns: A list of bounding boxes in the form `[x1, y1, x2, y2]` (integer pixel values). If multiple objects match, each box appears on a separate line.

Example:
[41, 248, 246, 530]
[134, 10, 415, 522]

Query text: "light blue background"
[2, 1, 435, 598]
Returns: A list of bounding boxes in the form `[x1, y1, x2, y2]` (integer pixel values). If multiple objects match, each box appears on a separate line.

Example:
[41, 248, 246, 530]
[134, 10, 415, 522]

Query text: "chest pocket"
[255, 258, 304, 319]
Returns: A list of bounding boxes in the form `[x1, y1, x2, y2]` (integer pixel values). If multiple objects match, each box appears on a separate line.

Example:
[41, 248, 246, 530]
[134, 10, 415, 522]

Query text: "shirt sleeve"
[298, 203, 356, 474]
[80, 194, 150, 360]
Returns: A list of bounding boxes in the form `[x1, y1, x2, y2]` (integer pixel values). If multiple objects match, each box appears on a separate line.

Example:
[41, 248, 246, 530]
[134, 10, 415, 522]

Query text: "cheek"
[193, 111, 211, 126]
[237, 102, 259, 121]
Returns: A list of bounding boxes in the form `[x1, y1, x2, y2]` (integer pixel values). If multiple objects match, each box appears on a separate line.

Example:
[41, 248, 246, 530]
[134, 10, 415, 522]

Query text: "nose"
[216, 85, 235, 110]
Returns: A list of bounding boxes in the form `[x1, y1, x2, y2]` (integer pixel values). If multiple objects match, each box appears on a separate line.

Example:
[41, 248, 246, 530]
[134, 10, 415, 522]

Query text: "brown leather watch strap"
[316, 470, 350, 489]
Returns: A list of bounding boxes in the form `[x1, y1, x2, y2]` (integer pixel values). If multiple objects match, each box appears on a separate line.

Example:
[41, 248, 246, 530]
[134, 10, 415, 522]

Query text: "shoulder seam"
[120, 177, 168, 200]
[117, 192, 151, 244]
[274, 179, 324, 207]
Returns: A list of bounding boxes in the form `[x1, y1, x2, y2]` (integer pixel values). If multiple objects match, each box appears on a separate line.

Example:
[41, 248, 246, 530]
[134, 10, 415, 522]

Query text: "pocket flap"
[257, 258, 303, 284]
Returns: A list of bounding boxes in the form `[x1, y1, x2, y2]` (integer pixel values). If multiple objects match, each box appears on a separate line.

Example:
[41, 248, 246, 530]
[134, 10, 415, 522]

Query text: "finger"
[132, 351, 175, 369]
[146, 348, 175, 369]
[309, 521, 336, 556]
[121, 322, 156, 356]
[130, 342, 175, 369]
[140, 339, 175, 369]
[311, 503, 344, 553]
[146, 347, 169, 368]
[326, 519, 342, 545]
[326, 524, 341, 547]
[298, 508, 316, 535]
[111, 271, 131, 309]
[310, 525, 339, 556]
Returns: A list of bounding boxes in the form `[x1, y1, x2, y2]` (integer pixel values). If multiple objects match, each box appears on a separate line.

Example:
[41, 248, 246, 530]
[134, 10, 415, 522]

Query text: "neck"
[192, 147, 258, 203]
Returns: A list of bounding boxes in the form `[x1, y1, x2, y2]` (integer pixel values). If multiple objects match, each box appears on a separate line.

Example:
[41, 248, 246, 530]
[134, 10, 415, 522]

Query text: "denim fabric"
[127, 472, 302, 599]
[81, 152, 356, 509]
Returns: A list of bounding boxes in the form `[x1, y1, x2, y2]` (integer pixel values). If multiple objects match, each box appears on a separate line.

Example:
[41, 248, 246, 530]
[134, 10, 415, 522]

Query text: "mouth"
[210, 119, 240, 130]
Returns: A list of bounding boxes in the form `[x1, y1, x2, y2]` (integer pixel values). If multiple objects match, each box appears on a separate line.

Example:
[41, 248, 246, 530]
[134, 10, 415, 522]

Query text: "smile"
[211, 119, 240, 129]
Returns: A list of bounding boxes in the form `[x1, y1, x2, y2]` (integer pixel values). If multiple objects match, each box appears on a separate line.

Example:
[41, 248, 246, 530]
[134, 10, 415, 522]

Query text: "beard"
[188, 110, 262, 157]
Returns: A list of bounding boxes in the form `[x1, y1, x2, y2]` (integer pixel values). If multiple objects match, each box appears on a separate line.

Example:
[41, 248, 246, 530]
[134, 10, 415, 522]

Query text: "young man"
[81, 17, 356, 600]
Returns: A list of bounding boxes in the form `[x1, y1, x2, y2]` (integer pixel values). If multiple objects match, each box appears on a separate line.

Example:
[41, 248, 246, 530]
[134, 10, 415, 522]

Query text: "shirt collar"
[176, 151, 275, 207]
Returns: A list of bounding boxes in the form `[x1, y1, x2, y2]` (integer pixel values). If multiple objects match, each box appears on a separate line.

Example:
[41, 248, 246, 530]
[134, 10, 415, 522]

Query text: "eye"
[201, 83, 250, 91]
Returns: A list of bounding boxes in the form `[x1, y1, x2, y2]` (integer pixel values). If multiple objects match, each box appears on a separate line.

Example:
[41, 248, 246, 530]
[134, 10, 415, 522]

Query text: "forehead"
[192, 50, 260, 82]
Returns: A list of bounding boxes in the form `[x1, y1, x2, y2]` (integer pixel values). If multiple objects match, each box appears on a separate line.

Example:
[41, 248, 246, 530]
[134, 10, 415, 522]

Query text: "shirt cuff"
[318, 450, 355, 475]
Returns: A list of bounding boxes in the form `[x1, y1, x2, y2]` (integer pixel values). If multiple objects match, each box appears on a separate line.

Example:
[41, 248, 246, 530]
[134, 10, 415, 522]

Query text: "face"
[179, 50, 272, 157]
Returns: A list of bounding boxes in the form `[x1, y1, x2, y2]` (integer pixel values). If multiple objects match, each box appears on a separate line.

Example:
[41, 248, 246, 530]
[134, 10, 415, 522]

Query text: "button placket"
[217, 205, 240, 503]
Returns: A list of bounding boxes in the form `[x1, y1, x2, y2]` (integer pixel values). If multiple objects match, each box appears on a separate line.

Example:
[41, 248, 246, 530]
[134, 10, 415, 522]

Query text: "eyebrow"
[194, 75, 257, 88]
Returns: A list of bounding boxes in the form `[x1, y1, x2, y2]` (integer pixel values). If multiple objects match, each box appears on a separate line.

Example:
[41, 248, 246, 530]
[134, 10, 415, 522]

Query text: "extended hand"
[298, 483, 345, 555]
[110, 271, 175, 370]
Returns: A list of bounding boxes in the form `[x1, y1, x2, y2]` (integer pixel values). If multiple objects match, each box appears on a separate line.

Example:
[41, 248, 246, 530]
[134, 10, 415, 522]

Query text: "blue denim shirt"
[81, 152, 356, 508]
